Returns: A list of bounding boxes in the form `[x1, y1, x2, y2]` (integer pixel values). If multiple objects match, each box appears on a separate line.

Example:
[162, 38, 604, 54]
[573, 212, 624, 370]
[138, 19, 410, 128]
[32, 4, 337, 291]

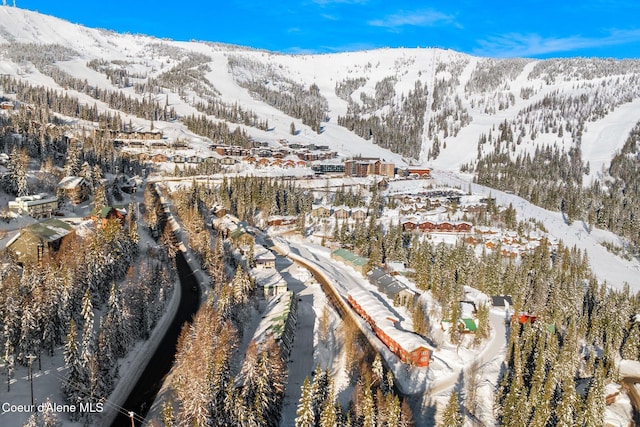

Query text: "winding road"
[110, 251, 201, 427]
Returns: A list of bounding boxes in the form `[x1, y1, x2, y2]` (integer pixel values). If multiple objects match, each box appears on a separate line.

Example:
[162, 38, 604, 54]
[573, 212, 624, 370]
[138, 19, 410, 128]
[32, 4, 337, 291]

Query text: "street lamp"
[26, 354, 37, 411]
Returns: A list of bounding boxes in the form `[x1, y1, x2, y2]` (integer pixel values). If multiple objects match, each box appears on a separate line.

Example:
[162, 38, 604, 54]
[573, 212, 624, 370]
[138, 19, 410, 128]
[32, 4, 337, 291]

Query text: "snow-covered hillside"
[2, 6, 640, 173]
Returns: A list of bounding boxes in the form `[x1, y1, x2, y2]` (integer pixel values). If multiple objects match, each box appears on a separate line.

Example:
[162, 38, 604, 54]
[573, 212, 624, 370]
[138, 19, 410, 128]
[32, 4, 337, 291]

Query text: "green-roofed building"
[461, 318, 478, 333]
[6, 218, 75, 265]
[331, 248, 369, 274]
[252, 291, 298, 356]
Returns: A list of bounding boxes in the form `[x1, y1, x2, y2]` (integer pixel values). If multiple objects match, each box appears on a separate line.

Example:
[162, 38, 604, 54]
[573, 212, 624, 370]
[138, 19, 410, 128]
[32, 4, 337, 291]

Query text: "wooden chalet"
[152, 153, 168, 163]
[454, 221, 473, 232]
[351, 207, 367, 222]
[406, 168, 431, 178]
[402, 219, 418, 231]
[436, 221, 454, 232]
[333, 206, 350, 220]
[267, 215, 297, 227]
[57, 176, 90, 204]
[91, 206, 126, 228]
[418, 220, 436, 231]
[312, 205, 331, 218]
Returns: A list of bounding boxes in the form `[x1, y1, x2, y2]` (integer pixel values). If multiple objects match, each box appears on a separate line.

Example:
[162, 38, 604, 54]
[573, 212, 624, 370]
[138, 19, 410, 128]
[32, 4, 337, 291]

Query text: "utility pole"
[27, 354, 37, 411]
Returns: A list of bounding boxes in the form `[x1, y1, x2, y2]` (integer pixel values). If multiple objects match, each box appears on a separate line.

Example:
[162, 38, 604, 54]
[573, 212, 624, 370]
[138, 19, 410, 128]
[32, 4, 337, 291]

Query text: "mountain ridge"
[1, 5, 639, 174]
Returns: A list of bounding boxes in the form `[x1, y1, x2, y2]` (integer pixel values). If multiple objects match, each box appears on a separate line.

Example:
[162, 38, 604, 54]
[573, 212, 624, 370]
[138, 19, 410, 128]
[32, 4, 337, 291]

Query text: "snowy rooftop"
[348, 288, 432, 353]
[250, 267, 287, 289]
[252, 291, 294, 345]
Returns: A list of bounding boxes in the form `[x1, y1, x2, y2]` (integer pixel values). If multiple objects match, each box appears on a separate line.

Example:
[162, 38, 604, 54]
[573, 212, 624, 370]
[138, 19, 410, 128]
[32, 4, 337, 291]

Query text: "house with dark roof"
[368, 267, 417, 306]
[491, 295, 513, 308]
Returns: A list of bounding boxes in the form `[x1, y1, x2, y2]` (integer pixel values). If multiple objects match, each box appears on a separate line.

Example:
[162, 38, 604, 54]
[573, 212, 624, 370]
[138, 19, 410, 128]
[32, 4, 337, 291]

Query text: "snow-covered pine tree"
[63, 143, 81, 177]
[318, 386, 338, 427]
[582, 363, 606, 427]
[361, 382, 376, 427]
[63, 319, 85, 418]
[80, 289, 95, 369]
[372, 354, 384, 387]
[41, 397, 61, 427]
[18, 301, 39, 366]
[104, 283, 128, 358]
[310, 365, 329, 422]
[440, 390, 463, 427]
[6, 146, 29, 196]
[232, 265, 250, 306]
[295, 377, 315, 427]
[95, 318, 117, 397]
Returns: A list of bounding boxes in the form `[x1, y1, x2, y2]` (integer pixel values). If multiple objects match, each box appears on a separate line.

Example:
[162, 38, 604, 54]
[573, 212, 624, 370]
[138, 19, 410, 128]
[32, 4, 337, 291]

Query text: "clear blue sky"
[14, 0, 640, 58]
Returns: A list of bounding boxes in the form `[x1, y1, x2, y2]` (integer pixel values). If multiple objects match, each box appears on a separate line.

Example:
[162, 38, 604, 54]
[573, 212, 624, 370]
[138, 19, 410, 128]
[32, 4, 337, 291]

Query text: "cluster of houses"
[466, 227, 559, 260]
[213, 140, 337, 166]
[243, 157, 308, 169]
[401, 218, 473, 233]
[7, 176, 92, 219]
[246, 244, 290, 298]
[93, 128, 164, 143]
[6, 173, 138, 220]
[211, 214, 290, 299]
[121, 151, 237, 166]
[312, 205, 369, 222]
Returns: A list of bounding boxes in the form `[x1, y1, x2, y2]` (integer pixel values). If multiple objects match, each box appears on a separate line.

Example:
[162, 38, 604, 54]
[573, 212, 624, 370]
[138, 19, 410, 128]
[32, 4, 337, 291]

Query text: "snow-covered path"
[581, 98, 640, 185]
[432, 170, 640, 291]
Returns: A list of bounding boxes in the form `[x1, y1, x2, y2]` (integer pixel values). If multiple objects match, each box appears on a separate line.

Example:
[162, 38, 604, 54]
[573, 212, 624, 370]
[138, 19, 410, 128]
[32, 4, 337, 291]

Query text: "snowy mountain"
[2, 5, 640, 173]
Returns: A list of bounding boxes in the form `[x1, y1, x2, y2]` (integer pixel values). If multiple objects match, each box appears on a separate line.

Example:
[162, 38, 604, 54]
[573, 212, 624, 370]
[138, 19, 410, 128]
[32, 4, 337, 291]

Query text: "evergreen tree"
[6, 146, 29, 196]
[582, 364, 606, 427]
[295, 377, 315, 427]
[318, 383, 338, 427]
[80, 289, 95, 367]
[361, 382, 376, 427]
[104, 283, 128, 358]
[63, 143, 81, 177]
[41, 397, 61, 427]
[440, 390, 463, 427]
[63, 319, 85, 416]
[94, 183, 107, 212]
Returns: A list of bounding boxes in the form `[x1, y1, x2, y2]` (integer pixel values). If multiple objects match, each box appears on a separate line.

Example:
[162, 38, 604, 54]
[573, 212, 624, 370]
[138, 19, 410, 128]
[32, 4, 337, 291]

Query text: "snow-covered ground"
[0, 186, 182, 427]
[432, 170, 640, 291]
[3, 7, 640, 178]
[272, 236, 509, 405]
